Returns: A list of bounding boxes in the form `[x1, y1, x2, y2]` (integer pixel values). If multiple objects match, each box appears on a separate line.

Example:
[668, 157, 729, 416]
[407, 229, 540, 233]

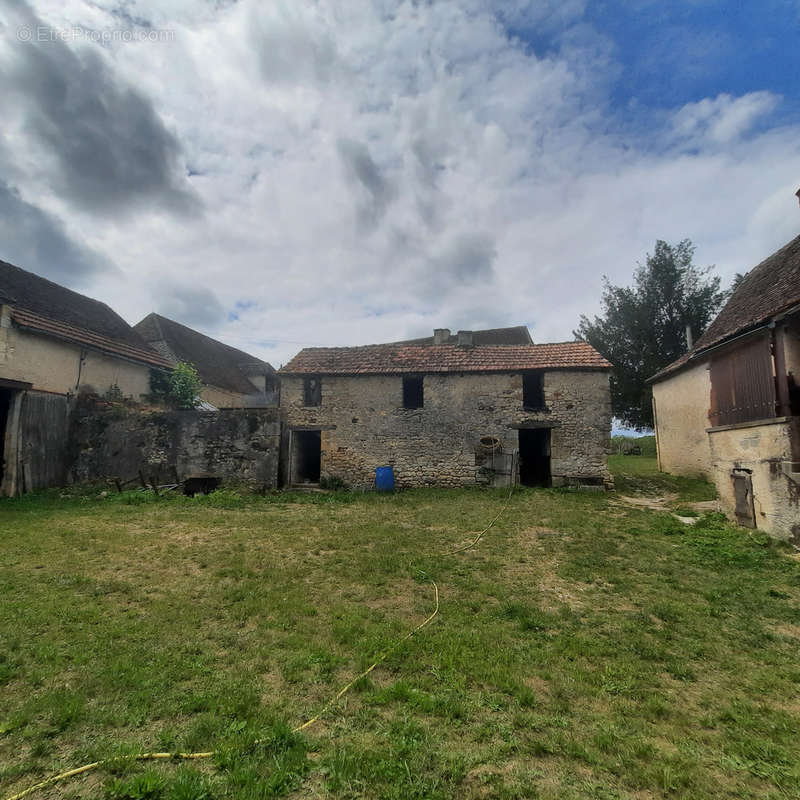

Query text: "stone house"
[135, 313, 278, 408]
[0, 258, 171, 496]
[649, 233, 800, 539]
[279, 327, 612, 489]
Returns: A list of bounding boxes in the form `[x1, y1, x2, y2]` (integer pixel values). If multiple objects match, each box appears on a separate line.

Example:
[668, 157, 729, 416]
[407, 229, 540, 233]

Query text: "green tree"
[168, 362, 203, 409]
[575, 240, 726, 430]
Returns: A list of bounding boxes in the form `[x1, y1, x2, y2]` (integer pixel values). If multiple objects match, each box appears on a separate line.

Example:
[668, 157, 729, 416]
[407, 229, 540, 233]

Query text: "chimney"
[433, 328, 450, 345]
[685, 324, 694, 350]
[457, 330, 474, 347]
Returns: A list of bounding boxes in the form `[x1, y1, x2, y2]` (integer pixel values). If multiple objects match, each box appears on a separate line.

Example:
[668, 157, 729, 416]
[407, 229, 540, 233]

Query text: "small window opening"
[403, 376, 424, 409]
[303, 376, 321, 407]
[522, 372, 544, 410]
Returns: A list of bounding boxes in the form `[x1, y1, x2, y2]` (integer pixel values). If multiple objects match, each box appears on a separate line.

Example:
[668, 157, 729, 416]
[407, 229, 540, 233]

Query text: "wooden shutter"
[709, 335, 776, 427]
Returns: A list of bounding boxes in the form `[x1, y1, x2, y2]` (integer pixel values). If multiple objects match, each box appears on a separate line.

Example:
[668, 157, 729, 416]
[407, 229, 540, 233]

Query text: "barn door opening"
[292, 430, 321, 485]
[519, 428, 551, 487]
[0, 388, 13, 487]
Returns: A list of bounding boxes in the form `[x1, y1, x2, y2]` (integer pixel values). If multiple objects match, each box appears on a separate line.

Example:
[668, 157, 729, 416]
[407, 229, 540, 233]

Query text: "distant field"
[610, 435, 657, 457]
[1, 460, 799, 800]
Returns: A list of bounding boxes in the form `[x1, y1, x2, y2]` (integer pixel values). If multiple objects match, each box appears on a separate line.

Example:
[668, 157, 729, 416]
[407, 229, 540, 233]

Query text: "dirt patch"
[616, 494, 677, 511]
[361, 578, 426, 618]
[771, 622, 800, 642]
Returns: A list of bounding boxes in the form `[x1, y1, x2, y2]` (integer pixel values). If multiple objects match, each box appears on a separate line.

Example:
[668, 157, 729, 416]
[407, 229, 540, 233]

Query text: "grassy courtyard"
[1, 458, 799, 800]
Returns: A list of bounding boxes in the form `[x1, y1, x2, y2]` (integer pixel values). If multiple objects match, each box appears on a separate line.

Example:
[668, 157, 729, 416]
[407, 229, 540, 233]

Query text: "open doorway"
[519, 428, 551, 487]
[0, 389, 12, 488]
[292, 429, 321, 485]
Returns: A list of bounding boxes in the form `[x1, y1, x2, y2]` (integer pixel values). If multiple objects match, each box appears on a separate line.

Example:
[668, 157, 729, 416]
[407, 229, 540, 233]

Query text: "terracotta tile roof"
[135, 313, 275, 395]
[650, 233, 800, 383]
[280, 341, 611, 375]
[11, 307, 172, 369]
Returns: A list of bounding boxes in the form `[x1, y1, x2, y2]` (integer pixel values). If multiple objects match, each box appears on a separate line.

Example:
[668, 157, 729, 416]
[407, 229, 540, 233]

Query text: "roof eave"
[13, 318, 172, 370]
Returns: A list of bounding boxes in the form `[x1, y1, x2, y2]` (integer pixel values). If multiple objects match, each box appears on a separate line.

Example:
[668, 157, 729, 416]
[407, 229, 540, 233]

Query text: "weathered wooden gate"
[17, 391, 70, 492]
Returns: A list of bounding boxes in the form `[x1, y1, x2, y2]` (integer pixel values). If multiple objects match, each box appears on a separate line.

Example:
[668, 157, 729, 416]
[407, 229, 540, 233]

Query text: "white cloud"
[669, 91, 780, 146]
[1, 0, 799, 368]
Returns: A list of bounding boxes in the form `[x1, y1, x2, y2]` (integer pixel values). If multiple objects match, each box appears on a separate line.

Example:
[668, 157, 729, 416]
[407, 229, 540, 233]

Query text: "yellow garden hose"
[5, 479, 514, 800]
[3, 581, 441, 800]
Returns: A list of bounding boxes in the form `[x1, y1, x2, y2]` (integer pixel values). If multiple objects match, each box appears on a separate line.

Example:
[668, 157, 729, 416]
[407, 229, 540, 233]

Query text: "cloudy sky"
[1, 0, 799, 366]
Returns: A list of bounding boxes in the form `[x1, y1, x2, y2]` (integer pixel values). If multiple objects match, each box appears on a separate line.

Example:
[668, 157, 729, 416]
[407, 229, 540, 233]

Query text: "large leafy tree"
[575, 240, 727, 429]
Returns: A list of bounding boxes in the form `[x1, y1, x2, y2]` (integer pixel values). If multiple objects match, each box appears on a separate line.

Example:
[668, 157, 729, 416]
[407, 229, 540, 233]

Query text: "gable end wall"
[652, 360, 713, 477]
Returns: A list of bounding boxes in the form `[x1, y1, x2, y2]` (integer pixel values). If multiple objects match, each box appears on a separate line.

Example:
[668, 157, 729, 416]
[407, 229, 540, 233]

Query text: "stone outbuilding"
[135, 313, 279, 408]
[0, 258, 172, 496]
[650, 233, 800, 540]
[279, 326, 613, 489]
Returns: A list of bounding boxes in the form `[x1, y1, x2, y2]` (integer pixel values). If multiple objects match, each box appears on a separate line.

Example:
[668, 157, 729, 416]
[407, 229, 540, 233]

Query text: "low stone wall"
[69, 403, 281, 490]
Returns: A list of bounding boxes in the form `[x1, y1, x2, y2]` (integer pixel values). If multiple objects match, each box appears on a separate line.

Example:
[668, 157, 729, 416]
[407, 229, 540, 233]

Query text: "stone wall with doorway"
[280, 370, 611, 489]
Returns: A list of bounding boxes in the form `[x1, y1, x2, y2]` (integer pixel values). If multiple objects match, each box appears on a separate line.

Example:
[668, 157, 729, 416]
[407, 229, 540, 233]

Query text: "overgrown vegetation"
[149, 362, 204, 409]
[1, 460, 798, 799]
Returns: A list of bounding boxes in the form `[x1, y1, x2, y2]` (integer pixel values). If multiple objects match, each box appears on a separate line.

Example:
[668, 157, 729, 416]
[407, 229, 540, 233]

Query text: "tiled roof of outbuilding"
[280, 341, 611, 375]
[650, 233, 800, 382]
[0, 259, 170, 369]
[11, 308, 172, 368]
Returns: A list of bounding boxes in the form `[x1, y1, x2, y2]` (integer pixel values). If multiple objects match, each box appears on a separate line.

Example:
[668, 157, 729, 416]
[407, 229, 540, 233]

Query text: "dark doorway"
[0, 389, 12, 487]
[293, 430, 321, 484]
[519, 428, 551, 487]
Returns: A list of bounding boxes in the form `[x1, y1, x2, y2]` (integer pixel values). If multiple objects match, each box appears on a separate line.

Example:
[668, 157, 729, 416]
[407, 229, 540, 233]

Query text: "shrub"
[149, 362, 204, 409]
[168, 363, 203, 409]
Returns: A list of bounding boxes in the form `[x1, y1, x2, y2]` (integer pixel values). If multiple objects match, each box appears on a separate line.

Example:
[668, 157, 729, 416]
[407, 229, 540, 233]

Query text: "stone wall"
[70, 403, 281, 490]
[281, 370, 612, 489]
[708, 417, 800, 541]
[652, 360, 713, 477]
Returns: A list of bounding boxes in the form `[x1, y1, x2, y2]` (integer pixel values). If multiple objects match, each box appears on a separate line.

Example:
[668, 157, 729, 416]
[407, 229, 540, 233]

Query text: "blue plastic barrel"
[375, 466, 395, 491]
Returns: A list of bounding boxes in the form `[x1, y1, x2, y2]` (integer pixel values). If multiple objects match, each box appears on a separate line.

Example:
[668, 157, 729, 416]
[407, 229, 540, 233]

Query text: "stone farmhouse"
[135, 313, 278, 408]
[0, 259, 172, 495]
[650, 234, 800, 539]
[279, 327, 613, 489]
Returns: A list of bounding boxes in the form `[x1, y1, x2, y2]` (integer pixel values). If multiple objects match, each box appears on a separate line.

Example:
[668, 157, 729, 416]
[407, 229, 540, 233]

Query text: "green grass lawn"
[1, 460, 799, 800]
[607, 455, 717, 504]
